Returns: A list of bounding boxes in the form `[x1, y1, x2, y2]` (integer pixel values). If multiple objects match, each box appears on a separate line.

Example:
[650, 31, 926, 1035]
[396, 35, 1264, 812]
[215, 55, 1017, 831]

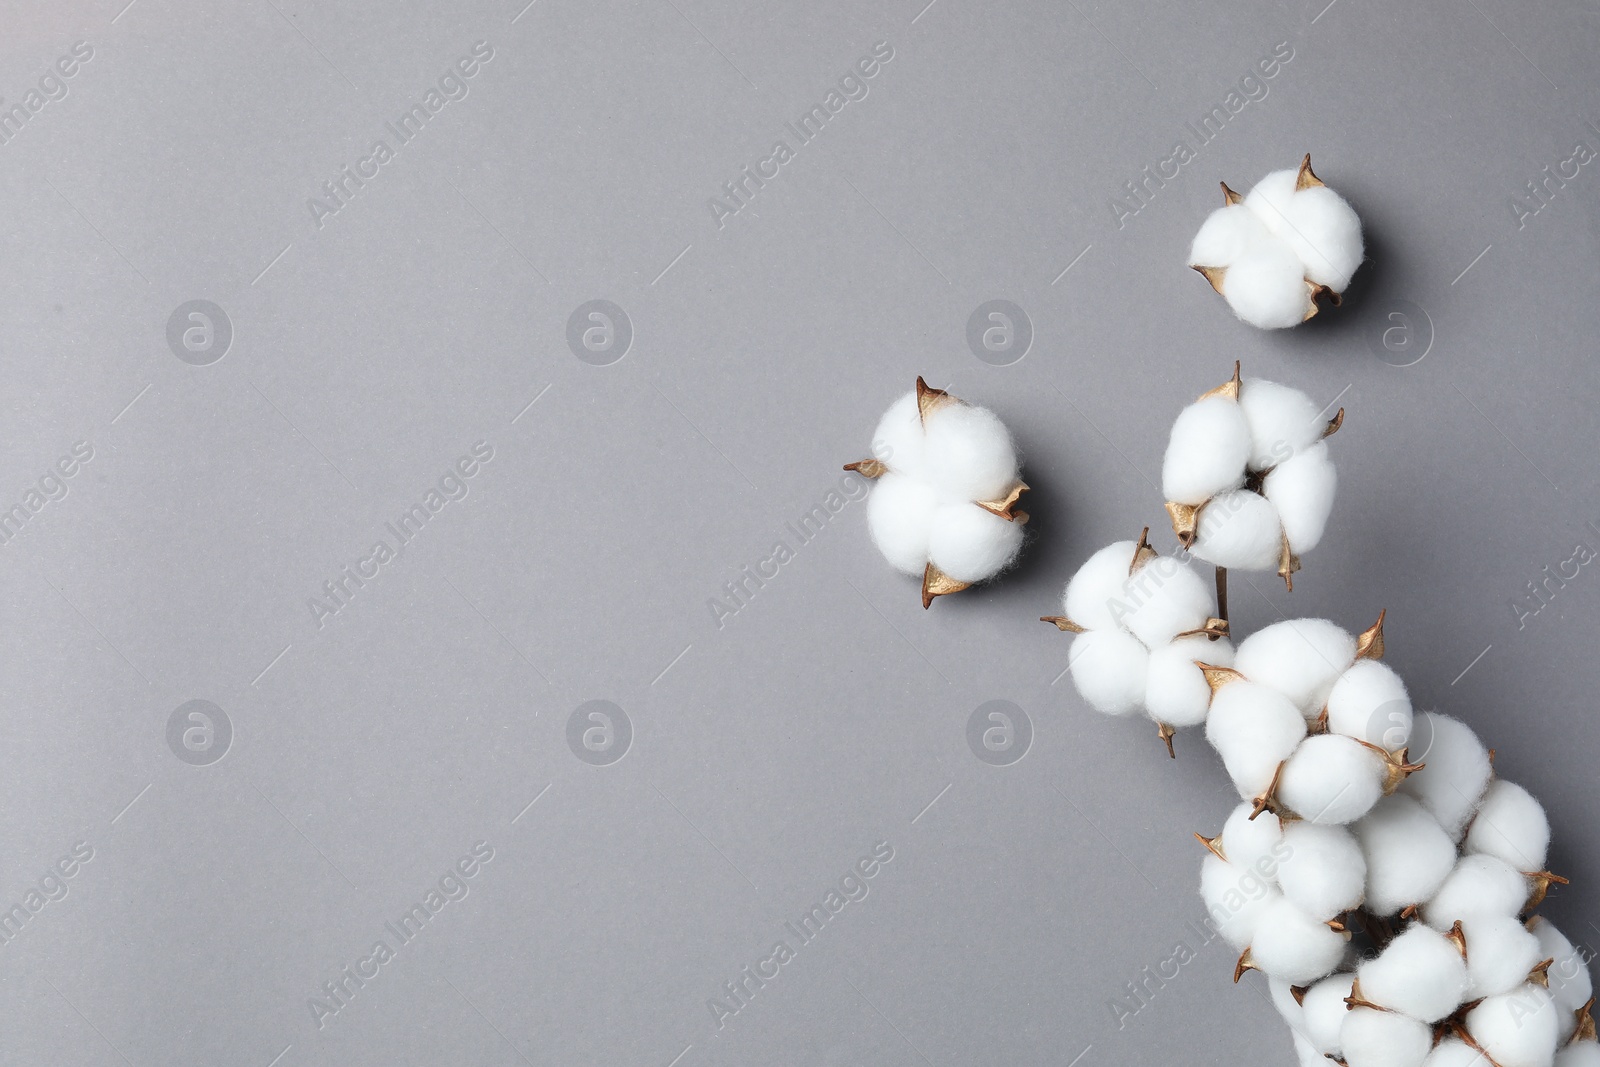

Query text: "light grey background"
[2, 0, 1597, 1064]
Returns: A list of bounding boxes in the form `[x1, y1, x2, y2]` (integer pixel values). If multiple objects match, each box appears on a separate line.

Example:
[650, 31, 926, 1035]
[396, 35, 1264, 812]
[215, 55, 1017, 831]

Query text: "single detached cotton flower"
[846, 378, 1028, 607]
[1043, 530, 1230, 755]
[1189, 154, 1364, 329]
[1162, 362, 1341, 587]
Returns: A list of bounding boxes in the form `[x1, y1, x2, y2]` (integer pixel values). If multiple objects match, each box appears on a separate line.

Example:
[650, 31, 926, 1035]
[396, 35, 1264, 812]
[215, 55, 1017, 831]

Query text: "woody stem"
[1215, 566, 1230, 627]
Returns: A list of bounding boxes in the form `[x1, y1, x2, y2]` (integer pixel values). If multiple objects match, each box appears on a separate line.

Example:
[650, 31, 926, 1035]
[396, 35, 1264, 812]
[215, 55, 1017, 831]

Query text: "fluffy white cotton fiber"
[1234, 618, 1356, 718]
[1190, 159, 1364, 330]
[1399, 713, 1494, 839]
[1265, 443, 1338, 553]
[1220, 801, 1284, 870]
[1281, 185, 1366, 290]
[1423, 855, 1532, 929]
[1302, 973, 1356, 1054]
[1528, 917, 1595, 1032]
[1342, 1005, 1435, 1067]
[1466, 985, 1561, 1067]
[927, 504, 1024, 583]
[1239, 378, 1327, 468]
[1194, 488, 1284, 569]
[867, 473, 940, 575]
[1277, 734, 1386, 824]
[1163, 396, 1251, 505]
[1354, 795, 1458, 916]
[1277, 822, 1367, 921]
[1423, 1038, 1494, 1067]
[1207, 682, 1308, 798]
[1063, 541, 1141, 632]
[1460, 915, 1545, 1000]
[1145, 635, 1229, 727]
[1358, 924, 1469, 1022]
[1222, 241, 1312, 329]
[859, 387, 1025, 591]
[1117, 556, 1214, 648]
[1068, 629, 1149, 717]
[922, 403, 1018, 503]
[1464, 780, 1550, 872]
[1250, 897, 1348, 983]
[1201, 853, 1281, 950]
[1557, 1045, 1600, 1067]
[1326, 658, 1412, 748]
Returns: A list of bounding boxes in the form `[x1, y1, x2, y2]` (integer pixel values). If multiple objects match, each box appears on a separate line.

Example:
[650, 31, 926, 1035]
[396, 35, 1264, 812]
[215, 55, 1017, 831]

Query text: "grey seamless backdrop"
[1, 0, 1597, 1064]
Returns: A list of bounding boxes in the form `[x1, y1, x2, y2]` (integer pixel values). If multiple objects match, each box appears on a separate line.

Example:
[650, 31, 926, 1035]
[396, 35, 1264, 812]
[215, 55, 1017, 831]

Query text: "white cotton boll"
[1293, 1030, 1331, 1067]
[1400, 713, 1495, 839]
[1221, 800, 1285, 871]
[1239, 378, 1326, 468]
[866, 473, 941, 575]
[1466, 985, 1561, 1067]
[1423, 855, 1532, 930]
[1277, 822, 1367, 921]
[1206, 682, 1309, 798]
[1201, 853, 1283, 950]
[1358, 924, 1469, 1022]
[1062, 541, 1140, 632]
[1303, 973, 1356, 1055]
[870, 391, 927, 477]
[1528, 918, 1595, 1023]
[1251, 897, 1348, 983]
[1341, 1007, 1435, 1067]
[1192, 489, 1284, 570]
[1145, 636, 1231, 728]
[921, 403, 1018, 503]
[1461, 915, 1546, 1000]
[1190, 203, 1273, 267]
[1265, 442, 1338, 554]
[1464, 780, 1551, 873]
[1162, 396, 1251, 505]
[926, 503, 1023, 583]
[1424, 1038, 1494, 1067]
[1222, 239, 1312, 329]
[1234, 618, 1357, 718]
[1273, 976, 1308, 1031]
[1118, 556, 1213, 648]
[1068, 629, 1151, 717]
[1557, 1045, 1600, 1067]
[1277, 734, 1387, 825]
[1326, 659, 1413, 749]
[1244, 168, 1302, 235]
[1281, 186, 1365, 291]
[1355, 795, 1459, 916]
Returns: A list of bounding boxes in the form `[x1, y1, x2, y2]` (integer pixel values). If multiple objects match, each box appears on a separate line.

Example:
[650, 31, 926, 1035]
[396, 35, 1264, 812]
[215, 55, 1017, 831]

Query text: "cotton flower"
[1161, 365, 1341, 586]
[1465, 985, 1562, 1067]
[1189, 154, 1364, 329]
[1356, 924, 1470, 1022]
[1341, 1005, 1435, 1067]
[1046, 532, 1231, 753]
[847, 378, 1028, 607]
[1398, 712, 1495, 839]
[1355, 795, 1459, 916]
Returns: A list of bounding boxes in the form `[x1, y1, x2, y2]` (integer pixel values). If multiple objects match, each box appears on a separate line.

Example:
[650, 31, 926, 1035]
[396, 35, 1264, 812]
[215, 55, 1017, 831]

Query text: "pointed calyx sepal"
[1296, 153, 1323, 191]
[1233, 948, 1257, 983]
[1166, 501, 1200, 549]
[975, 481, 1030, 522]
[1200, 360, 1243, 402]
[1040, 615, 1087, 633]
[1192, 264, 1227, 295]
[1158, 721, 1177, 759]
[1130, 526, 1158, 574]
[922, 562, 970, 610]
[1524, 869, 1569, 911]
[843, 458, 888, 478]
[1355, 609, 1386, 660]
[1197, 662, 1246, 695]
[1322, 408, 1345, 439]
[915, 376, 956, 425]
[1221, 181, 1243, 206]
[1195, 831, 1227, 861]
[1575, 998, 1597, 1042]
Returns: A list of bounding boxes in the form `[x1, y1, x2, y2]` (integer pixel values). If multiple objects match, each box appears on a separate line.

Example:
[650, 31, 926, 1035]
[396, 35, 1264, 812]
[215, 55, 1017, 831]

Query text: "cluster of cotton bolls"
[1188, 154, 1364, 329]
[1162, 365, 1341, 588]
[1183, 619, 1592, 1067]
[847, 378, 1029, 607]
[1043, 531, 1230, 755]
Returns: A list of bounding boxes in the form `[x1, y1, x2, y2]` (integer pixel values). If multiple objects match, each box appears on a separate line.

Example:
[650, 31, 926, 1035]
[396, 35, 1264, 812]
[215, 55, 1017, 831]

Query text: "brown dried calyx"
[1192, 155, 1345, 323]
[1163, 361, 1343, 591]
[845, 377, 1030, 609]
